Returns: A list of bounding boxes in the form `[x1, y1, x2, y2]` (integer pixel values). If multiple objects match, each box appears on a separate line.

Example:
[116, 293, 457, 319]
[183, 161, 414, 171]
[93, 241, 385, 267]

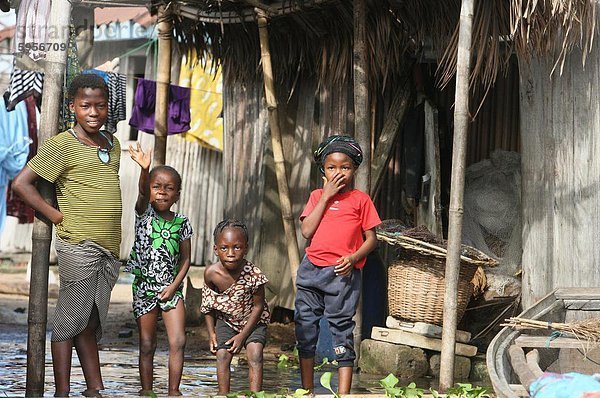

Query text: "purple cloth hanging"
[129, 78, 191, 135]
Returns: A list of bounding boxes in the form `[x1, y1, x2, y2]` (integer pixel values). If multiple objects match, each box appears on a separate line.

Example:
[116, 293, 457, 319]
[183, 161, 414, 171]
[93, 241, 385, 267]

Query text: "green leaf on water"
[319, 371, 340, 398]
[277, 353, 290, 369]
[313, 357, 329, 370]
[293, 388, 310, 397]
[380, 373, 399, 389]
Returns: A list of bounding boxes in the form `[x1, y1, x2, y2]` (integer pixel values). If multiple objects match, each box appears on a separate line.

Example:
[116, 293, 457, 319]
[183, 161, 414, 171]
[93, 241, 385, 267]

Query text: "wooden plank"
[371, 327, 477, 357]
[416, 99, 443, 237]
[519, 56, 555, 309]
[525, 349, 543, 378]
[385, 317, 471, 343]
[508, 345, 537, 391]
[369, 83, 411, 198]
[563, 299, 600, 310]
[554, 288, 600, 300]
[508, 384, 530, 397]
[515, 335, 600, 349]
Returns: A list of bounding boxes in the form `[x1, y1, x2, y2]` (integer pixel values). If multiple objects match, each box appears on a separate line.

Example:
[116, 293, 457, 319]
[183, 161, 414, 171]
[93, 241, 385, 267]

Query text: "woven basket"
[387, 250, 478, 326]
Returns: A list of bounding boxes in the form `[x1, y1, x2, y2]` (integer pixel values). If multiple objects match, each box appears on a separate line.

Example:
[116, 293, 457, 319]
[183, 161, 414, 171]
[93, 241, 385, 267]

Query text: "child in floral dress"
[126, 143, 193, 396]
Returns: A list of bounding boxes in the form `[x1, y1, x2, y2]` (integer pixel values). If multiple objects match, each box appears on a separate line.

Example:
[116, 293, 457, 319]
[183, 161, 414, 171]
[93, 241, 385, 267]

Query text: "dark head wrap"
[313, 135, 363, 174]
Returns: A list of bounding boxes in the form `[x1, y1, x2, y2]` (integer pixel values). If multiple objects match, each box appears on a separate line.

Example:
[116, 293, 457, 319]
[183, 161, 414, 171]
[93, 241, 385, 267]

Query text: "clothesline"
[130, 75, 221, 95]
[92, 39, 222, 96]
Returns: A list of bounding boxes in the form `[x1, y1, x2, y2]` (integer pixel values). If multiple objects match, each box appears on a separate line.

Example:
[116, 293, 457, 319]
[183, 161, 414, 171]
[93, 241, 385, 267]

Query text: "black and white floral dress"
[125, 204, 193, 318]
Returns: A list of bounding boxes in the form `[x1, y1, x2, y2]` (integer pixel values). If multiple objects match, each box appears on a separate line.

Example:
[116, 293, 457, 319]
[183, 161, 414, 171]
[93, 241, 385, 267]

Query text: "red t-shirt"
[300, 189, 381, 269]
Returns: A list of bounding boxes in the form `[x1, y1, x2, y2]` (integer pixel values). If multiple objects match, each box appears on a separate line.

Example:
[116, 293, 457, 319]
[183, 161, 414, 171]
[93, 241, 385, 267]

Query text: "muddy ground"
[0, 261, 308, 397]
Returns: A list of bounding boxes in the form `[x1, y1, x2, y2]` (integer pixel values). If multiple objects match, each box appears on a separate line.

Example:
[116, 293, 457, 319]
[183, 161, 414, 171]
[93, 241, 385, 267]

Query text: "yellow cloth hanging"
[179, 50, 223, 151]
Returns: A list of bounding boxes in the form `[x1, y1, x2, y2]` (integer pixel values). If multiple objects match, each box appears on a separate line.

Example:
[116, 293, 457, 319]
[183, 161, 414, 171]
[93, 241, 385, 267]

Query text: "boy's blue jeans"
[294, 255, 361, 367]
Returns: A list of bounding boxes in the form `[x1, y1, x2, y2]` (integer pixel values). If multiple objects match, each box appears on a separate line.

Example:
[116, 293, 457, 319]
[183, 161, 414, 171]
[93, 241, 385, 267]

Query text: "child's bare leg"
[51, 339, 74, 396]
[338, 366, 353, 395]
[137, 308, 159, 393]
[216, 348, 234, 394]
[162, 300, 186, 395]
[246, 342, 264, 392]
[299, 357, 315, 392]
[74, 305, 103, 392]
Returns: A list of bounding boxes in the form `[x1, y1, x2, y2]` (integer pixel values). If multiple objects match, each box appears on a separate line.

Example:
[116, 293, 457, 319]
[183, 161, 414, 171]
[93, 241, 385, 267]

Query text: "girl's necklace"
[73, 128, 104, 148]
[69, 128, 113, 164]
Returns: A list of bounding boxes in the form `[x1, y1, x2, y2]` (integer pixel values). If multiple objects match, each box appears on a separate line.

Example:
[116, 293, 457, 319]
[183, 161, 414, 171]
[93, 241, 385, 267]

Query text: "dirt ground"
[0, 258, 302, 396]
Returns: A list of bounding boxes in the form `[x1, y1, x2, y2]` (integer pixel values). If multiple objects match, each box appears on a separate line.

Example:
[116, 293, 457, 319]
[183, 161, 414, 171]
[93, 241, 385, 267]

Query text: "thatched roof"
[168, 0, 597, 91]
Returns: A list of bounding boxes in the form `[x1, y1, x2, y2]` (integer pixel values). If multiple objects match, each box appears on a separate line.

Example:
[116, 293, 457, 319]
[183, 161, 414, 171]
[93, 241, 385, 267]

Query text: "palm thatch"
[168, 0, 598, 96]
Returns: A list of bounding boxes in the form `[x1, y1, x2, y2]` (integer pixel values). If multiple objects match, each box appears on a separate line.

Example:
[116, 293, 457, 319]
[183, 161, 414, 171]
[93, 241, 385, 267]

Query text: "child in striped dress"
[13, 74, 122, 397]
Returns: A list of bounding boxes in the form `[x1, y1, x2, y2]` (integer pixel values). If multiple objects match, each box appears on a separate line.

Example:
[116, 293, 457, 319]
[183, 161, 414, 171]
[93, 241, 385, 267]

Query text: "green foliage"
[313, 357, 331, 370]
[444, 383, 490, 398]
[277, 347, 335, 371]
[379, 374, 489, 398]
[379, 373, 424, 398]
[320, 372, 341, 398]
[225, 388, 310, 398]
[277, 353, 292, 369]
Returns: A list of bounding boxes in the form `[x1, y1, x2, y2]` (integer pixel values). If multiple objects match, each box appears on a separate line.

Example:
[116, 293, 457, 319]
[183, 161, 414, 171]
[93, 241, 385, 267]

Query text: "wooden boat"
[487, 288, 600, 397]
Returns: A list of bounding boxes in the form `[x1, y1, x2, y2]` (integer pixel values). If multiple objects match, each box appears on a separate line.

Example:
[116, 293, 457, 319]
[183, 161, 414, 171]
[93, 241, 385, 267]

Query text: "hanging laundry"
[6, 95, 38, 224]
[82, 69, 127, 134]
[178, 50, 223, 151]
[0, 101, 30, 234]
[60, 24, 83, 132]
[3, 67, 43, 111]
[12, 0, 51, 61]
[129, 78, 191, 135]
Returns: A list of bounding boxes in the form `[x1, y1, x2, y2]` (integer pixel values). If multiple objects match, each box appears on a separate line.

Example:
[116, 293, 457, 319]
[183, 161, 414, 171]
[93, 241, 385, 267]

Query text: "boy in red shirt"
[296, 135, 381, 394]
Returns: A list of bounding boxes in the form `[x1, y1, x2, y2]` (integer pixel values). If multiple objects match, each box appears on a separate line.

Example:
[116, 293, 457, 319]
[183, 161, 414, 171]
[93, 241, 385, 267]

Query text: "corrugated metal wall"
[222, 62, 521, 309]
[374, 62, 521, 232]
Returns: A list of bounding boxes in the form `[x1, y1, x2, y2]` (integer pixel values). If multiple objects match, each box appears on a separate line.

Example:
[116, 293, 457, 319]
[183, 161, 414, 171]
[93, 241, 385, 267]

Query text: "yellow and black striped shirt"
[28, 131, 122, 257]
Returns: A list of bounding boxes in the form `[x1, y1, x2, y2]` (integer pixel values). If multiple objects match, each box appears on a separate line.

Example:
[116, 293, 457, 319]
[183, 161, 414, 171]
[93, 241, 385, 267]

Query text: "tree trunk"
[256, 10, 301, 289]
[25, 0, 72, 395]
[439, 0, 475, 391]
[153, 4, 172, 166]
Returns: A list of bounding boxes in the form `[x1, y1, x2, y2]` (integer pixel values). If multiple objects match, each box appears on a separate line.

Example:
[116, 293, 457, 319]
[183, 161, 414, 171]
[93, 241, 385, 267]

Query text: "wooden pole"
[153, 3, 172, 166]
[353, 0, 370, 354]
[439, 0, 475, 391]
[25, 0, 72, 395]
[256, 10, 301, 288]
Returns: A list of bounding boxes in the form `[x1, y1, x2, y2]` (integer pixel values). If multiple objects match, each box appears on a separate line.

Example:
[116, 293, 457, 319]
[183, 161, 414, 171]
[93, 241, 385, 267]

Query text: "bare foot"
[82, 389, 102, 398]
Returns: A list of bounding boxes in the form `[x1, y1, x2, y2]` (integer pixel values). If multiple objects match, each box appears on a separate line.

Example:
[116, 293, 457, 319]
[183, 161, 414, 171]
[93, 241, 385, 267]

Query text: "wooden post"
[153, 3, 172, 166]
[25, 0, 72, 396]
[353, 0, 369, 353]
[256, 10, 301, 288]
[439, 0, 475, 391]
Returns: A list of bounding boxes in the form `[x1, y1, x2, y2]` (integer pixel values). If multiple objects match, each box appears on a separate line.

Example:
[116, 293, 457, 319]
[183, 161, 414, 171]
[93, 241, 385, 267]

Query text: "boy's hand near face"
[128, 142, 152, 170]
[321, 174, 345, 202]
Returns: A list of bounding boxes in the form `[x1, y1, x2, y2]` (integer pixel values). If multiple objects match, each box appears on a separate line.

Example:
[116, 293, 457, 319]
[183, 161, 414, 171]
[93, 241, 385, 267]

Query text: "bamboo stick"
[256, 10, 301, 289]
[25, 1, 72, 396]
[353, 0, 369, 356]
[439, 0, 475, 391]
[153, 4, 172, 166]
